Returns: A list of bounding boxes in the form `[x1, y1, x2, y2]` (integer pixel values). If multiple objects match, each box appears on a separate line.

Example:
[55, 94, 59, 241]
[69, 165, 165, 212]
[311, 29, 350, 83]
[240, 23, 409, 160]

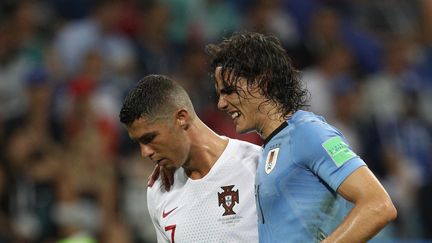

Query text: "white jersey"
[147, 138, 260, 243]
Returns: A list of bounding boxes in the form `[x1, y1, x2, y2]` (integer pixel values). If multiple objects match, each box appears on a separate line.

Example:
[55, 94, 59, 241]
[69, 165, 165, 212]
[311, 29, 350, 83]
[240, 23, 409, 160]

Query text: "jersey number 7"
[165, 224, 176, 243]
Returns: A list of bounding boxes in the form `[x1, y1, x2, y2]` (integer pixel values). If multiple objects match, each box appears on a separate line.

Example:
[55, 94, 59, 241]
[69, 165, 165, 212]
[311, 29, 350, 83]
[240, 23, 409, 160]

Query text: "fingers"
[147, 164, 160, 187]
[161, 168, 171, 191]
[147, 164, 174, 191]
[167, 167, 174, 186]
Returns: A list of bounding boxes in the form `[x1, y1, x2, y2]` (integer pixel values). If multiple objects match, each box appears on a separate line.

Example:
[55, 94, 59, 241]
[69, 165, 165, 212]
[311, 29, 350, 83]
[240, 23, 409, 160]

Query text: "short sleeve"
[290, 120, 366, 191]
[147, 185, 170, 242]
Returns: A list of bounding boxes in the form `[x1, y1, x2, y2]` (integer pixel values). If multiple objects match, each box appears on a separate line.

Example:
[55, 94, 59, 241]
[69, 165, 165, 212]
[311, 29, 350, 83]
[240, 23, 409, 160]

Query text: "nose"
[217, 95, 228, 111]
[140, 144, 155, 159]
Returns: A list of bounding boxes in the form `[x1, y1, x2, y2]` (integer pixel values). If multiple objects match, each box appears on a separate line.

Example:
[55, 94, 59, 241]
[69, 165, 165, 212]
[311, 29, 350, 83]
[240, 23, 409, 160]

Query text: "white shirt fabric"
[147, 138, 260, 243]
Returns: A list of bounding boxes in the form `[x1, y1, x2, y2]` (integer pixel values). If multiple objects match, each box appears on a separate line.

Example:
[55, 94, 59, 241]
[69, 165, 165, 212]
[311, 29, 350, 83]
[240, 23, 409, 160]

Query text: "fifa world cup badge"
[265, 148, 279, 174]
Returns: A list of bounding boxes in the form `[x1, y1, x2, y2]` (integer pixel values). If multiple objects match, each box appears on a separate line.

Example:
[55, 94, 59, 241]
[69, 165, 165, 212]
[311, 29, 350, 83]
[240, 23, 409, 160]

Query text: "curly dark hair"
[119, 74, 194, 126]
[206, 31, 309, 118]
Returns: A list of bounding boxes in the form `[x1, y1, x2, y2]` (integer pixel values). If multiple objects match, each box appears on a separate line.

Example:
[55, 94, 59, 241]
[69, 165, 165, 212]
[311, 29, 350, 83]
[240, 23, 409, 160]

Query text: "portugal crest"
[218, 185, 239, 216]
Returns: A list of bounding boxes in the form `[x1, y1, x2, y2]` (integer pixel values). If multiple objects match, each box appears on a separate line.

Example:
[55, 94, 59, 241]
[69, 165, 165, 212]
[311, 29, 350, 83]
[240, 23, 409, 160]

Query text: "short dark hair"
[206, 31, 308, 117]
[119, 75, 194, 126]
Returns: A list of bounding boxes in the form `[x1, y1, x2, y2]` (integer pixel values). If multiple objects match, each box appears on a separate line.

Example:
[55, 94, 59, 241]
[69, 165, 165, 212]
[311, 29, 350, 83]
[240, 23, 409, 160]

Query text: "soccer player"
[119, 75, 259, 242]
[206, 32, 397, 242]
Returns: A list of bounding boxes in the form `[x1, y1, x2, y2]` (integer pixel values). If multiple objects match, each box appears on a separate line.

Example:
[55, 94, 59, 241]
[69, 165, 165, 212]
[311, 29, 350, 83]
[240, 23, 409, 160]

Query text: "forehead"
[214, 66, 239, 86]
[214, 66, 251, 90]
[127, 117, 165, 138]
[214, 66, 224, 86]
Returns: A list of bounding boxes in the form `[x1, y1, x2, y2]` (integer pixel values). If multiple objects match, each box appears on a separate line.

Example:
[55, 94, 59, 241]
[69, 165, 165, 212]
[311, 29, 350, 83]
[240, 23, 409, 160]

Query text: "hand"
[147, 164, 174, 191]
[147, 164, 160, 187]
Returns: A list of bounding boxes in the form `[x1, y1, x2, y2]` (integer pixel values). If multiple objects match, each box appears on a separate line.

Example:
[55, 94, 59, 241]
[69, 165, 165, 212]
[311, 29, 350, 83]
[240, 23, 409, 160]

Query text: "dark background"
[0, 0, 431, 242]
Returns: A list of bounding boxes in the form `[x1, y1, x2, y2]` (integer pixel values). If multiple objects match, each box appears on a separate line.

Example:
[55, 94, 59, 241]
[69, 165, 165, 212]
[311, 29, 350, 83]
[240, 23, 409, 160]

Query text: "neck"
[255, 105, 290, 140]
[258, 115, 287, 140]
[183, 119, 228, 179]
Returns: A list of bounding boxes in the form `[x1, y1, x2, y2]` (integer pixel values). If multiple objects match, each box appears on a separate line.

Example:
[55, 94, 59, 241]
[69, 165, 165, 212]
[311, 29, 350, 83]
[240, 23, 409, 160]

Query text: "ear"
[175, 108, 190, 129]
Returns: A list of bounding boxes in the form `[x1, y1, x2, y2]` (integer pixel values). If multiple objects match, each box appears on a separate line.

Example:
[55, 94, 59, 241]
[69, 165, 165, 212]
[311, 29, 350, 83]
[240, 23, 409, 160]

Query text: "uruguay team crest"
[218, 185, 239, 216]
[265, 148, 279, 174]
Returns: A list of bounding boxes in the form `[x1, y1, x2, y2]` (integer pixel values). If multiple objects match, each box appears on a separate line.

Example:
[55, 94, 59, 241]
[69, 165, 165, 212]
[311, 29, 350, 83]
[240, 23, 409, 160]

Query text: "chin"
[235, 125, 255, 134]
[162, 163, 178, 171]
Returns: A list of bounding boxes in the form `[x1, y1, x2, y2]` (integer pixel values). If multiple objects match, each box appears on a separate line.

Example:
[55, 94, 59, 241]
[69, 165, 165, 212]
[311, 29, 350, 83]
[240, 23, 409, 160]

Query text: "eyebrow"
[136, 131, 159, 145]
[220, 85, 238, 95]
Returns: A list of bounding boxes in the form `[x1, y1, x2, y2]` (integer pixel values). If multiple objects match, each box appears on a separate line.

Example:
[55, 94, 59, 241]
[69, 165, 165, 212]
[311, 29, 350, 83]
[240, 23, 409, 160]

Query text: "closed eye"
[138, 132, 158, 145]
[220, 86, 237, 95]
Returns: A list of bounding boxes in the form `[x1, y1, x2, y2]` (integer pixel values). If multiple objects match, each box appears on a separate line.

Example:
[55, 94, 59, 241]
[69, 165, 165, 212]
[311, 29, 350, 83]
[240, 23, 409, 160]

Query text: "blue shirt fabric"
[255, 110, 366, 242]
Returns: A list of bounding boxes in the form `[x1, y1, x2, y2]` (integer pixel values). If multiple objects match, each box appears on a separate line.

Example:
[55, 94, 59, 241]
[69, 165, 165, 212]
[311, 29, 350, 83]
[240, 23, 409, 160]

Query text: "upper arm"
[323, 167, 397, 242]
[147, 188, 169, 242]
[336, 166, 398, 230]
[291, 122, 366, 190]
[337, 166, 392, 205]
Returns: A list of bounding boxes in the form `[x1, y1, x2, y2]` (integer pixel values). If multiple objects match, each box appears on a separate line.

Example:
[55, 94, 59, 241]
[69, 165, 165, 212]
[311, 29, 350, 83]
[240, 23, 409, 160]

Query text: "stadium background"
[0, 0, 431, 242]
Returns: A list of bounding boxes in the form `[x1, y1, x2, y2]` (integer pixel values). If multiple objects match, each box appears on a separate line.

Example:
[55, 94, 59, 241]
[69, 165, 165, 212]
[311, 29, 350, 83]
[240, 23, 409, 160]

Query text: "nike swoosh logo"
[162, 207, 178, 218]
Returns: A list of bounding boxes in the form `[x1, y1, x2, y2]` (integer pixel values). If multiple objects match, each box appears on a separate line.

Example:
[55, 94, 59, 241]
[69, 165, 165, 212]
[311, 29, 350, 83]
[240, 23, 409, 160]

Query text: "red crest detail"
[218, 185, 239, 216]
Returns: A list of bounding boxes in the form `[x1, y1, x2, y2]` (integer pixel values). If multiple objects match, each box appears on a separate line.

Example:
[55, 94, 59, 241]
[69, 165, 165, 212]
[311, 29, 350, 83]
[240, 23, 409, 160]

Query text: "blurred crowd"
[0, 0, 431, 242]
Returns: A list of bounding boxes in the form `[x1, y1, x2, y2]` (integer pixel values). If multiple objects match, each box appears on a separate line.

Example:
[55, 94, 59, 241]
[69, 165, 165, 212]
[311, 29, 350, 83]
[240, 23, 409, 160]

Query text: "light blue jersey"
[255, 110, 366, 242]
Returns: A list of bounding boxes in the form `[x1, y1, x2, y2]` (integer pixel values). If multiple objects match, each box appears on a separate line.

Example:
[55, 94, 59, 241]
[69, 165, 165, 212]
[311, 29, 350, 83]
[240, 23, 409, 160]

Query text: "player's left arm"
[322, 166, 397, 243]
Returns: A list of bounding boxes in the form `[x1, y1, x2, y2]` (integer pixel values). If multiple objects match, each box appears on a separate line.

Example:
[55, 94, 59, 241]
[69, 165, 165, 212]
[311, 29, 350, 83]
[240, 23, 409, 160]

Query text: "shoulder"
[266, 111, 340, 151]
[227, 138, 261, 160]
[229, 138, 261, 152]
[225, 138, 261, 171]
[290, 111, 341, 146]
[285, 111, 348, 164]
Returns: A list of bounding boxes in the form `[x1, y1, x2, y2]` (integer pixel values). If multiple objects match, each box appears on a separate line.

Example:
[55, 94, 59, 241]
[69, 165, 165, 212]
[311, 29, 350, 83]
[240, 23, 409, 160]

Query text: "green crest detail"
[322, 136, 356, 167]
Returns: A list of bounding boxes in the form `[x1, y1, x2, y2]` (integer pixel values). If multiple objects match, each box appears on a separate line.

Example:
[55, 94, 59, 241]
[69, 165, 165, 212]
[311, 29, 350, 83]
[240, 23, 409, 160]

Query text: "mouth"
[229, 111, 241, 122]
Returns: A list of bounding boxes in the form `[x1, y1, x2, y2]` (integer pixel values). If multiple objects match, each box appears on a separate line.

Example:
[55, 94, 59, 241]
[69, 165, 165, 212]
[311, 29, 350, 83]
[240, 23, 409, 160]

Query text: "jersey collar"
[263, 121, 288, 147]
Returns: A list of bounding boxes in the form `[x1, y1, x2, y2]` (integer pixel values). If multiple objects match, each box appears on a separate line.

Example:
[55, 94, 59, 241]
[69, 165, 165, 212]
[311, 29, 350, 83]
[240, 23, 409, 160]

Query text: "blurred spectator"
[7, 0, 53, 66]
[351, 0, 420, 39]
[327, 78, 363, 153]
[25, 68, 64, 143]
[302, 43, 355, 119]
[414, 0, 432, 125]
[100, 218, 133, 243]
[362, 37, 422, 124]
[188, 0, 240, 42]
[0, 21, 33, 123]
[4, 121, 59, 242]
[290, 6, 382, 73]
[244, 0, 300, 48]
[134, 0, 178, 77]
[361, 36, 431, 238]
[53, 125, 118, 242]
[289, 7, 343, 68]
[0, 0, 430, 242]
[62, 51, 121, 158]
[165, 0, 239, 44]
[120, 153, 157, 243]
[172, 42, 213, 115]
[52, 0, 134, 78]
[379, 148, 422, 238]
[0, 163, 12, 242]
